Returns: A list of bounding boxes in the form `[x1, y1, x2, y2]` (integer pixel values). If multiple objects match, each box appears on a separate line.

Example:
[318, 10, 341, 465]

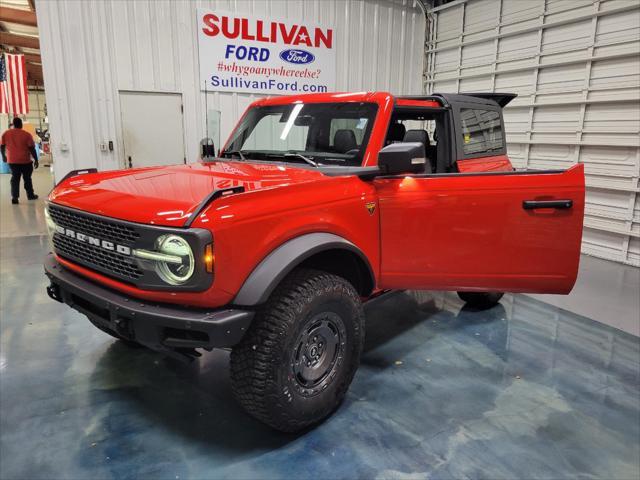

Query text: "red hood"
[49, 161, 326, 227]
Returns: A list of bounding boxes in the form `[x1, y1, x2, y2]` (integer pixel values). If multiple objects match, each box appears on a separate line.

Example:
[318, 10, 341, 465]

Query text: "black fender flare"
[233, 232, 374, 306]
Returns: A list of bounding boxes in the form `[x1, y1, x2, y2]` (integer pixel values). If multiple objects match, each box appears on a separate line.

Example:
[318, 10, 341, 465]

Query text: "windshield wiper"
[283, 152, 318, 167]
[223, 150, 246, 161]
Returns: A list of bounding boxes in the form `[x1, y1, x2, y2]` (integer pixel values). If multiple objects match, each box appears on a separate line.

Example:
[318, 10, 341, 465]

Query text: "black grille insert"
[49, 204, 140, 245]
[53, 234, 143, 281]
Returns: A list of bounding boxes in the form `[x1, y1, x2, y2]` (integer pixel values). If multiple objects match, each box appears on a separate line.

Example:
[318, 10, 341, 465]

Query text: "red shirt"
[1, 128, 35, 164]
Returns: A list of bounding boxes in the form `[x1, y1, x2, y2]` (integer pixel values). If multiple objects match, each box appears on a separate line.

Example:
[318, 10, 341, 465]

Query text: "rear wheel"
[457, 291, 504, 309]
[230, 268, 364, 432]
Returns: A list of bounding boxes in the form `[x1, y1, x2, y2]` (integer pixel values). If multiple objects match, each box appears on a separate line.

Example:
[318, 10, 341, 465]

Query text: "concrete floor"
[0, 166, 53, 238]
[529, 256, 640, 337]
[1, 169, 639, 479]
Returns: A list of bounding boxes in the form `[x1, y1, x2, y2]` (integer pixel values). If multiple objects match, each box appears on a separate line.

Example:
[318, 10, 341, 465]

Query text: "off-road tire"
[230, 268, 365, 432]
[457, 291, 504, 309]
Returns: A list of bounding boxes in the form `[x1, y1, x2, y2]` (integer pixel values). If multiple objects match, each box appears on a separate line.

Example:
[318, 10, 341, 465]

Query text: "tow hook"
[46, 283, 63, 303]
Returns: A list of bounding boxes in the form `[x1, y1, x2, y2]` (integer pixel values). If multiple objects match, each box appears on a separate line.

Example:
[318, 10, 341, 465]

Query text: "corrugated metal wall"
[426, 0, 640, 266]
[35, 0, 426, 181]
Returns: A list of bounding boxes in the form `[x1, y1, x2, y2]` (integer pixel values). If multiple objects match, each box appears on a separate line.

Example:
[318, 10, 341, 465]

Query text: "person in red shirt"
[1, 117, 39, 204]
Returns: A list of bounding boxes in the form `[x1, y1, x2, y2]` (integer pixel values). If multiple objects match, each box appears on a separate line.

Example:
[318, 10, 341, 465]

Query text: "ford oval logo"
[279, 49, 315, 65]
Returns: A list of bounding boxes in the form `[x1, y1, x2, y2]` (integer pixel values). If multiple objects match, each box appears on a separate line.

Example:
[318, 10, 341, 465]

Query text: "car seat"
[404, 129, 437, 172]
[333, 129, 358, 153]
[385, 122, 406, 145]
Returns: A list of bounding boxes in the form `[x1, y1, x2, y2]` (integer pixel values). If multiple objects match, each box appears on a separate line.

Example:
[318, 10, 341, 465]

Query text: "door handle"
[522, 199, 573, 210]
[128, 156, 132, 168]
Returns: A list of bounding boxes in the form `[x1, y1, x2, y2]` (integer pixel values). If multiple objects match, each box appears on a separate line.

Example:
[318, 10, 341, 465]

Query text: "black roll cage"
[385, 92, 517, 172]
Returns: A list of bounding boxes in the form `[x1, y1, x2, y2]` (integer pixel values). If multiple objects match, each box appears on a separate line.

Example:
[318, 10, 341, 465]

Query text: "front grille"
[49, 204, 140, 245]
[53, 234, 143, 281]
[48, 203, 209, 291]
[49, 204, 143, 282]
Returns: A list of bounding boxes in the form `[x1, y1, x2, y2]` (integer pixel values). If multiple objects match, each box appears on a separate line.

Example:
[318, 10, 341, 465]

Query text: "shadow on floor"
[89, 343, 294, 454]
[85, 291, 452, 457]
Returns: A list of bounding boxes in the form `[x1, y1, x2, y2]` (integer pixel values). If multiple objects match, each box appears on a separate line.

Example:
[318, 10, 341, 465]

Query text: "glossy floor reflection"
[1, 236, 639, 479]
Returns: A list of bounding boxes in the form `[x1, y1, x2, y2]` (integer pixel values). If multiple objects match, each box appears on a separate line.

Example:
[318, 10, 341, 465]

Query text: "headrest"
[386, 123, 406, 143]
[333, 129, 358, 153]
[404, 129, 430, 146]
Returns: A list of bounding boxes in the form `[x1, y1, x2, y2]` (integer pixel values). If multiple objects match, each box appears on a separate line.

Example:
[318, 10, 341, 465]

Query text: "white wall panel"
[427, 0, 640, 266]
[35, 0, 425, 183]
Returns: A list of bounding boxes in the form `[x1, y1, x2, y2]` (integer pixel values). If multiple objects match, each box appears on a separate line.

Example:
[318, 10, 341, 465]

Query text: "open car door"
[375, 165, 585, 294]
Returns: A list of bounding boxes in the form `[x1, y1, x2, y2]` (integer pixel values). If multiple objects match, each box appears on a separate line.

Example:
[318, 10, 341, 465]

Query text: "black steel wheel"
[290, 312, 346, 397]
[230, 268, 364, 432]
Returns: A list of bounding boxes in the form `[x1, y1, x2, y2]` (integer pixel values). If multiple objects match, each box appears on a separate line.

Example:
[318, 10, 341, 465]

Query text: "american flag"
[0, 53, 29, 115]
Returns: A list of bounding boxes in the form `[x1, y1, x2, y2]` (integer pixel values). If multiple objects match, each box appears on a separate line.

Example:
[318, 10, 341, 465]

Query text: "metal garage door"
[425, 0, 640, 266]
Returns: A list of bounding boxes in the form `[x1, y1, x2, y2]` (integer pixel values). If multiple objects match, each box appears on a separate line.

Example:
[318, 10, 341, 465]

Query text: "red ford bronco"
[44, 92, 585, 431]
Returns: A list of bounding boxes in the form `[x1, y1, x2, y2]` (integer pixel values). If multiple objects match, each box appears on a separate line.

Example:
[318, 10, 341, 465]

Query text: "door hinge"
[180, 104, 183, 113]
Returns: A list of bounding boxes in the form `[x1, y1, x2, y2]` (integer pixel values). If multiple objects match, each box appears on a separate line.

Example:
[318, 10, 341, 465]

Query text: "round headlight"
[155, 235, 194, 285]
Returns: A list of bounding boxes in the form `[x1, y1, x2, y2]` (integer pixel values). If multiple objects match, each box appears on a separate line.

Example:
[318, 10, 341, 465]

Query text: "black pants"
[9, 163, 35, 199]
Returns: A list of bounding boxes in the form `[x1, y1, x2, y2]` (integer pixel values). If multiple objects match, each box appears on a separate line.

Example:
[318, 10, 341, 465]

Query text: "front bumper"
[44, 254, 254, 359]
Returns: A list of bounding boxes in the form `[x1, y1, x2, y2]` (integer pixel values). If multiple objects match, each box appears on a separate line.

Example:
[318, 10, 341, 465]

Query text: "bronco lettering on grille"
[55, 225, 132, 256]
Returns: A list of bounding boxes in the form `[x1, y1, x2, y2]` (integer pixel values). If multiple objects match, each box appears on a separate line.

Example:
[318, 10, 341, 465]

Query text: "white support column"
[574, 1, 601, 166]
[523, 0, 547, 171]
[490, 0, 503, 91]
[455, 2, 466, 93]
[425, 9, 437, 94]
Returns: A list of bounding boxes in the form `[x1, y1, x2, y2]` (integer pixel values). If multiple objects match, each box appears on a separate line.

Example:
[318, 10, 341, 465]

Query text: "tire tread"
[230, 268, 363, 432]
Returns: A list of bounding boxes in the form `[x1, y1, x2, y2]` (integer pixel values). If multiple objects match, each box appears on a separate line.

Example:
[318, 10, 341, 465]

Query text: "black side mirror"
[201, 138, 216, 160]
[378, 142, 429, 175]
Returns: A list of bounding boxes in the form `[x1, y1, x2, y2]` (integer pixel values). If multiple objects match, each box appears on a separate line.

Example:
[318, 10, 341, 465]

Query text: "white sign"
[197, 9, 336, 95]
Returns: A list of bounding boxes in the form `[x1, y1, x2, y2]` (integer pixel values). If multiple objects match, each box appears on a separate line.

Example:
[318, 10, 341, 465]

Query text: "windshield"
[223, 102, 378, 166]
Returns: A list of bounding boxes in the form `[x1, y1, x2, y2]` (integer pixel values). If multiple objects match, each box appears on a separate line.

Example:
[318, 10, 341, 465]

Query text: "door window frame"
[382, 106, 454, 173]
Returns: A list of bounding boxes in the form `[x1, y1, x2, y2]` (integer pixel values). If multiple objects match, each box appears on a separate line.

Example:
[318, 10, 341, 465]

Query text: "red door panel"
[375, 164, 585, 294]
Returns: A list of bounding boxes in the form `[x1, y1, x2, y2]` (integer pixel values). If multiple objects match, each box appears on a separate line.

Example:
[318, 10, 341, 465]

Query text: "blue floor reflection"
[1, 236, 639, 479]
